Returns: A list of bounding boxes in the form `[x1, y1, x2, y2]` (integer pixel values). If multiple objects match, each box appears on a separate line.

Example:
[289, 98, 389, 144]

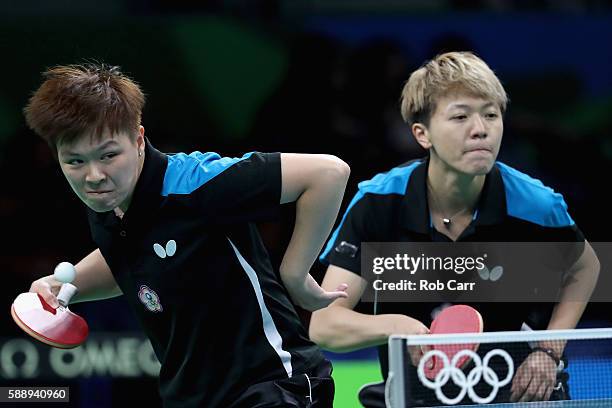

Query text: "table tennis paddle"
[424, 304, 483, 380]
[11, 262, 88, 348]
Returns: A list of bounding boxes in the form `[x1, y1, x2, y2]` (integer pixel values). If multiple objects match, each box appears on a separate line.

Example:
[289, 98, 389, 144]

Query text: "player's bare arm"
[29, 248, 121, 307]
[279, 153, 351, 311]
[547, 240, 600, 333]
[310, 264, 428, 363]
[532, 241, 600, 360]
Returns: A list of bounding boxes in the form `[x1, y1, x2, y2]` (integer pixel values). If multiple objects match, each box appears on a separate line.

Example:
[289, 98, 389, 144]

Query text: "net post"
[388, 335, 407, 408]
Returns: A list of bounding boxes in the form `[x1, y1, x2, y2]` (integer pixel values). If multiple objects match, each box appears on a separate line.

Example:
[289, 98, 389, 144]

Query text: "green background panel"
[331, 359, 382, 407]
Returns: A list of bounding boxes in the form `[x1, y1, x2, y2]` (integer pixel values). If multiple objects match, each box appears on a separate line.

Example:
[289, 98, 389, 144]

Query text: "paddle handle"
[57, 283, 77, 307]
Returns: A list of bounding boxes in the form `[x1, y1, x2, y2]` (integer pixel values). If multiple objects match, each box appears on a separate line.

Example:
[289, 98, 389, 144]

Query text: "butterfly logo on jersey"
[138, 285, 163, 313]
[153, 240, 177, 259]
[477, 265, 504, 281]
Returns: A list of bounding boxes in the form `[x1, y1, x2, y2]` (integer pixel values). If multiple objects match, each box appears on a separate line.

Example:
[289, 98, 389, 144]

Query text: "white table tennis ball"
[54, 262, 76, 284]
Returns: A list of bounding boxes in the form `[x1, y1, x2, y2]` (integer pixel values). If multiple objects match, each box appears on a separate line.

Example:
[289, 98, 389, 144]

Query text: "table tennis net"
[386, 328, 612, 407]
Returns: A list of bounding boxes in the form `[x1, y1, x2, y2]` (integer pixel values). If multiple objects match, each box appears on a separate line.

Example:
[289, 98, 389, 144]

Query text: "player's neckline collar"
[399, 158, 507, 235]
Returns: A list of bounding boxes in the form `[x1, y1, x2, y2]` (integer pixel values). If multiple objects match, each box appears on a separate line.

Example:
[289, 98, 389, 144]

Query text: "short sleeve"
[549, 197, 586, 269]
[319, 191, 372, 276]
[163, 151, 281, 223]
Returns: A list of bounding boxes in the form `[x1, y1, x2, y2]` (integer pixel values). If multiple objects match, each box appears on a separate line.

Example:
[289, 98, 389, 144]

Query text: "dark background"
[1, 1, 610, 406]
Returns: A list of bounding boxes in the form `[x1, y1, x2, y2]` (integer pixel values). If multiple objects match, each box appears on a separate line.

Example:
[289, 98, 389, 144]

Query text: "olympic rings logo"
[417, 349, 515, 405]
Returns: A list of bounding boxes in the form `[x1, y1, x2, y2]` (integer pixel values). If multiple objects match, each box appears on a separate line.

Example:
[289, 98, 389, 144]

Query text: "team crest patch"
[138, 285, 163, 312]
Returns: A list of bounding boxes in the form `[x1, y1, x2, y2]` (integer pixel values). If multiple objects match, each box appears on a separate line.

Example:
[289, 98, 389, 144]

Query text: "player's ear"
[136, 126, 145, 151]
[412, 123, 432, 150]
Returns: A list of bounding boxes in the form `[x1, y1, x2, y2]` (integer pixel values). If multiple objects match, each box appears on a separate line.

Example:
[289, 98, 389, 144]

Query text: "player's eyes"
[65, 159, 83, 166]
[101, 152, 118, 160]
[452, 115, 467, 121]
[485, 112, 499, 119]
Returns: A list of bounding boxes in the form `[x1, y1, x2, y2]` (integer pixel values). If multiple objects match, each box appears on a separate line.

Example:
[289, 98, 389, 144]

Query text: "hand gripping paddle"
[11, 262, 88, 348]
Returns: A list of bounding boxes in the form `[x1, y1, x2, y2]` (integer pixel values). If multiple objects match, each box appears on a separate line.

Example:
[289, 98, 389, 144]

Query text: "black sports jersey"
[320, 157, 584, 378]
[88, 140, 326, 407]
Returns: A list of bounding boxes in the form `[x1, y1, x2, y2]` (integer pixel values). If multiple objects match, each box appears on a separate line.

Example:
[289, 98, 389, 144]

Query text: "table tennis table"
[427, 398, 612, 407]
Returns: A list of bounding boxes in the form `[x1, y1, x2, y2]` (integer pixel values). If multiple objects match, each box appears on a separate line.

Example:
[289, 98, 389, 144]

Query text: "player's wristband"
[531, 347, 563, 369]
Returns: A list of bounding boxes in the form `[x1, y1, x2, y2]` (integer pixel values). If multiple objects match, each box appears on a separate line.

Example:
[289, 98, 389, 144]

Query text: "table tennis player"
[22, 63, 351, 407]
[309, 51, 600, 407]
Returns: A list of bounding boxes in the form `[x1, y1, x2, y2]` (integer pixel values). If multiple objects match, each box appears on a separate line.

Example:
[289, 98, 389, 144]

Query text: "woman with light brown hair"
[23, 62, 352, 407]
[311, 52, 599, 407]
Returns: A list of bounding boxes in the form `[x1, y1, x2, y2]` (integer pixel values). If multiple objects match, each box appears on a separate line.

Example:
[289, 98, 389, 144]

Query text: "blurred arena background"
[1, 1, 611, 406]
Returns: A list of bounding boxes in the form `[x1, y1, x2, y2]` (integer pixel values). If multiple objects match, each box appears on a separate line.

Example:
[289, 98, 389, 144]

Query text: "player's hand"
[392, 316, 430, 366]
[510, 351, 557, 402]
[29, 275, 62, 308]
[284, 273, 348, 312]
